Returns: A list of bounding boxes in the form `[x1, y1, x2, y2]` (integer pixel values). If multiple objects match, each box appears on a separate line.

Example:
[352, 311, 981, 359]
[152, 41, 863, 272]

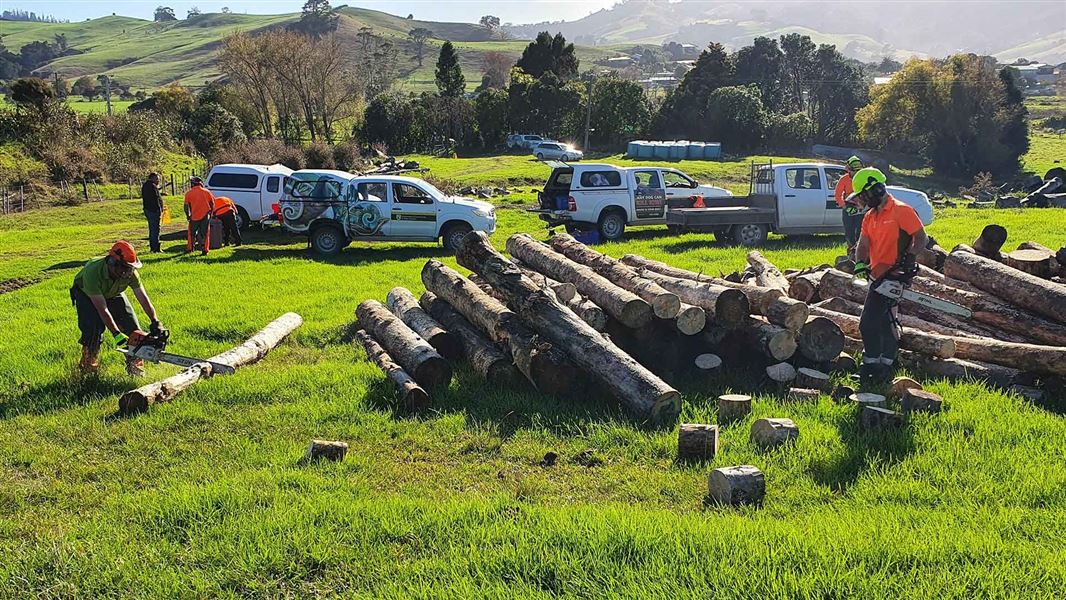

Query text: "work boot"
[79, 345, 100, 375]
[125, 356, 146, 377]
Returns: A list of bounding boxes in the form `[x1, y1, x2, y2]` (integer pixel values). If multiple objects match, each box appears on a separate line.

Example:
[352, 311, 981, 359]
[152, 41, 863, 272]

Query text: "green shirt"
[73, 257, 142, 299]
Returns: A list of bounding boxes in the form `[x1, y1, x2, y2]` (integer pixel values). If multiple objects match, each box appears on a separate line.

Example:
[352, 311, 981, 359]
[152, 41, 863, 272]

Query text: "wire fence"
[1, 166, 209, 215]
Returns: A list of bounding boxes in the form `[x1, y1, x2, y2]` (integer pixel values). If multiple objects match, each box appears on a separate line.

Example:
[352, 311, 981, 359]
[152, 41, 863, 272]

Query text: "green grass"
[1023, 131, 1066, 177]
[1, 174, 1065, 596]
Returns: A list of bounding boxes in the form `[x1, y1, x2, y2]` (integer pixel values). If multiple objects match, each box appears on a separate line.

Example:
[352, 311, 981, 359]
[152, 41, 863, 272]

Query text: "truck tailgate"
[667, 206, 776, 229]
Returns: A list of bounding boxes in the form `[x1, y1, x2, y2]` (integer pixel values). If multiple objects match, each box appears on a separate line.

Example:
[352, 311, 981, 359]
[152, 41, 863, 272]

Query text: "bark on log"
[567, 292, 607, 331]
[746, 321, 799, 362]
[717, 394, 751, 425]
[830, 352, 857, 373]
[355, 329, 431, 412]
[815, 295, 1004, 341]
[916, 243, 948, 272]
[386, 287, 462, 360]
[510, 260, 576, 302]
[860, 406, 905, 430]
[707, 465, 765, 506]
[786, 388, 822, 403]
[419, 292, 520, 387]
[943, 250, 1066, 325]
[971, 224, 1008, 259]
[789, 271, 826, 303]
[303, 440, 348, 463]
[797, 316, 845, 363]
[750, 418, 799, 448]
[896, 351, 1020, 388]
[357, 300, 452, 389]
[795, 367, 831, 391]
[678, 424, 718, 461]
[1004, 249, 1056, 279]
[118, 312, 303, 414]
[629, 269, 749, 327]
[459, 232, 681, 424]
[549, 233, 681, 319]
[950, 336, 1066, 377]
[900, 389, 943, 414]
[746, 251, 790, 292]
[808, 306, 956, 359]
[766, 362, 797, 384]
[423, 261, 511, 342]
[508, 234, 652, 328]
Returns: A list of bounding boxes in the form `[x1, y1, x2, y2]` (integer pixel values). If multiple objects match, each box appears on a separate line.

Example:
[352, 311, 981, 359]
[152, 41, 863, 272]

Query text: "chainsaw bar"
[119, 346, 236, 375]
[857, 279, 974, 319]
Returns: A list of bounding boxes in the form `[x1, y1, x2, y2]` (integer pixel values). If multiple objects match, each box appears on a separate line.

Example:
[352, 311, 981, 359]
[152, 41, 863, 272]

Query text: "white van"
[205, 163, 294, 228]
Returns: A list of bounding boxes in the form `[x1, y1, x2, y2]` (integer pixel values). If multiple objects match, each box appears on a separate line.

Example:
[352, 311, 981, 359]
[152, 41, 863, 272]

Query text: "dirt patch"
[0, 277, 41, 295]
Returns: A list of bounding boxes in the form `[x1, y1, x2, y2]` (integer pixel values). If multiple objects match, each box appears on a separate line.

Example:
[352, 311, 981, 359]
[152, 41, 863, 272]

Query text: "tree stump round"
[304, 439, 348, 463]
[900, 389, 943, 414]
[750, 417, 799, 448]
[795, 367, 831, 391]
[785, 387, 821, 403]
[694, 353, 722, 379]
[678, 423, 718, 461]
[889, 376, 924, 400]
[829, 352, 857, 373]
[832, 384, 856, 402]
[850, 392, 886, 408]
[765, 362, 797, 385]
[859, 406, 905, 430]
[717, 394, 752, 425]
[707, 465, 765, 507]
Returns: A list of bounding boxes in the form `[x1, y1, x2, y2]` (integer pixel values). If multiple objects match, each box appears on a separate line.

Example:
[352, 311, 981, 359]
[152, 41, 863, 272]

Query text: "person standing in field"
[213, 196, 242, 247]
[184, 176, 214, 255]
[141, 173, 164, 253]
[834, 156, 864, 258]
[71, 241, 160, 377]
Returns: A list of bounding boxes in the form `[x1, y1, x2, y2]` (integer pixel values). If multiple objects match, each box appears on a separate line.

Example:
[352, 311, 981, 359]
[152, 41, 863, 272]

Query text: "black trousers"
[71, 286, 140, 350]
[145, 211, 161, 252]
[859, 281, 899, 365]
[217, 211, 242, 245]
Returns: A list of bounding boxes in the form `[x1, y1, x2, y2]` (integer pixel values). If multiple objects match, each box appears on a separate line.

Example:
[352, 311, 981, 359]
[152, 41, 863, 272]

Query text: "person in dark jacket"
[141, 173, 164, 252]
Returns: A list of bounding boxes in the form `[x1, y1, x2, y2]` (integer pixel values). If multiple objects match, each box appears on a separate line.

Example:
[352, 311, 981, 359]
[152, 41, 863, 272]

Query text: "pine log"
[458, 232, 681, 424]
[549, 233, 681, 319]
[797, 316, 845, 363]
[950, 336, 1066, 377]
[118, 312, 303, 414]
[354, 329, 431, 412]
[746, 250, 790, 292]
[815, 295, 1002, 340]
[707, 465, 765, 506]
[672, 304, 708, 336]
[789, 271, 826, 303]
[750, 418, 799, 448]
[419, 292, 520, 387]
[766, 362, 797, 384]
[723, 282, 809, 331]
[786, 388, 822, 403]
[628, 268, 749, 327]
[900, 389, 943, 414]
[678, 424, 719, 461]
[895, 351, 1020, 388]
[357, 300, 452, 389]
[745, 321, 799, 362]
[915, 243, 948, 272]
[1003, 249, 1056, 279]
[620, 253, 711, 281]
[421, 260, 580, 395]
[510, 261, 577, 302]
[795, 367, 831, 391]
[971, 224, 1008, 259]
[567, 292, 608, 331]
[943, 250, 1066, 325]
[507, 234, 652, 328]
[303, 440, 348, 463]
[717, 394, 751, 424]
[808, 306, 956, 359]
[386, 287, 462, 360]
[953, 243, 977, 254]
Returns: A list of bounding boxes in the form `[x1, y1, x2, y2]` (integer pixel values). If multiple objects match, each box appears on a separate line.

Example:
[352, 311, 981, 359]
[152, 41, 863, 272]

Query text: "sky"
[1, 0, 620, 25]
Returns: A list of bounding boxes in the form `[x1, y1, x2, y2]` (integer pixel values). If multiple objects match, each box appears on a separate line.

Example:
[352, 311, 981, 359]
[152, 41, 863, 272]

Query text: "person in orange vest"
[834, 156, 864, 258]
[184, 176, 215, 255]
[213, 196, 243, 247]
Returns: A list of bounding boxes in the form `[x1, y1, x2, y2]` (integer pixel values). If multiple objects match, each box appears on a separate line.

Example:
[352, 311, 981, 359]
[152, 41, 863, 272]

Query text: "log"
[1003, 249, 1056, 279]
[510, 260, 576, 302]
[746, 251, 790, 292]
[916, 243, 949, 272]
[694, 353, 723, 378]
[953, 243, 977, 255]
[419, 292, 520, 387]
[355, 329, 431, 412]
[889, 376, 923, 400]
[896, 351, 1020, 388]
[386, 287, 462, 360]
[717, 394, 751, 425]
[678, 424, 718, 461]
[808, 306, 956, 359]
[900, 389, 942, 414]
[766, 362, 797, 384]
[549, 233, 681, 319]
[950, 336, 1066, 377]
[423, 260, 511, 342]
[672, 304, 708, 336]
[118, 312, 303, 414]
[508, 234, 652, 328]
[859, 406, 905, 430]
[747, 321, 799, 362]
[707, 465, 765, 506]
[567, 292, 607, 331]
[357, 300, 452, 389]
[788, 271, 826, 303]
[832, 384, 856, 401]
[797, 316, 845, 363]
[458, 232, 681, 424]
[829, 352, 857, 373]
[815, 295, 1010, 341]
[971, 224, 1008, 259]
[750, 418, 799, 448]
[629, 269, 749, 327]
[1018, 240, 1055, 254]
[943, 250, 1066, 325]
[850, 393, 887, 408]
[303, 440, 348, 463]
[786, 388, 822, 403]
[795, 367, 831, 391]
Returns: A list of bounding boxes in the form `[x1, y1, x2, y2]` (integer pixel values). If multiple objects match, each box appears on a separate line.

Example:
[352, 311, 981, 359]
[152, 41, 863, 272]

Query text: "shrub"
[332, 140, 363, 172]
[303, 141, 335, 169]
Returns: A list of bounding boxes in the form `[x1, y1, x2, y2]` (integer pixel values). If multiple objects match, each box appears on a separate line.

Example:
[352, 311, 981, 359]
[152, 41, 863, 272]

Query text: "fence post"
[128, 178, 132, 200]
[19, 185, 24, 212]
[82, 177, 89, 202]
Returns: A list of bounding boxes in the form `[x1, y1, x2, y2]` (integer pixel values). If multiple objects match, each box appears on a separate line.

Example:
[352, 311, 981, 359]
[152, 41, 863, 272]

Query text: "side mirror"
[690, 181, 699, 189]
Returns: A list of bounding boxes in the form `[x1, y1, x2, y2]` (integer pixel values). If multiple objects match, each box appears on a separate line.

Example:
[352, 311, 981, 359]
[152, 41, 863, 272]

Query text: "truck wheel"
[310, 225, 345, 256]
[442, 223, 473, 253]
[733, 223, 768, 247]
[536, 153, 544, 160]
[235, 206, 251, 230]
[598, 210, 626, 241]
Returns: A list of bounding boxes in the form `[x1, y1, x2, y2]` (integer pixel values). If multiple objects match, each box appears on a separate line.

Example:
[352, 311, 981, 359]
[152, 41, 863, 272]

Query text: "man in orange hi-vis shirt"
[213, 196, 242, 247]
[834, 156, 864, 257]
[184, 176, 215, 255]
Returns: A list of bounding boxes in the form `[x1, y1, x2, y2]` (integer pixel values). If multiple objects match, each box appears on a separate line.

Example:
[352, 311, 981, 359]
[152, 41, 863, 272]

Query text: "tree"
[477, 51, 511, 91]
[73, 76, 98, 100]
[779, 33, 816, 113]
[152, 84, 196, 118]
[188, 103, 246, 156]
[732, 36, 784, 111]
[408, 27, 432, 67]
[221, 7, 231, 13]
[638, 47, 669, 74]
[53, 77, 71, 98]
[10, 77, 55, 109]
[589, 75, 651, 146]
[653, 42, 732, 138]
[507, 68, 582, 139]
[516, 32, 578, 80]
[806, 44, 867, 144]
[298, 0, 338, 37]
[154, 6, 177, 21]
[362, 93, 418, 153]
[479, 15, 501, 30]
[355, 27, 397, 99]
[219, 31, 277, 138]
[435, 41, 465, 97]
[53, 33, 69, 53]
[18, 40, 56, 70]
[704, 86, 769, 152]
[998, 67, 1029, 162]
[186, 7, 201, 19]
[475, 87, 508, 146]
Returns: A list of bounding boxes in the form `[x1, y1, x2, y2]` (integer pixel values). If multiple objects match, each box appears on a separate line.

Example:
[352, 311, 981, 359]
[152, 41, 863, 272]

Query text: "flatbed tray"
[667, 206, 776, 228]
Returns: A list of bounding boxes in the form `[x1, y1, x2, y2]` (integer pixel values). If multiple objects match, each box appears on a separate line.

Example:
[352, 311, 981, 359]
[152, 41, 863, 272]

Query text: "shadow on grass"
[659, 233, 843, 255]
[200, 245, 450, 267]
[808, 412, 916, 493]
[0, 371, 130, 419]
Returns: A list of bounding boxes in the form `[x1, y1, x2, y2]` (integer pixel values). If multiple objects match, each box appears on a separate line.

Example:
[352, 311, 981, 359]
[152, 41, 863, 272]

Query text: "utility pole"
[583, 74, 594, 152]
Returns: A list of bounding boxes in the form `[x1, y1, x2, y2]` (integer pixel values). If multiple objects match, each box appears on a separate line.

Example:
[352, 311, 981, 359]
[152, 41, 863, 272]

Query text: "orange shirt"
[213, 196, 235, 216]
[184, 185, 215, 220]
[834, 172, 854, 208]
[860, 194, 923, 279]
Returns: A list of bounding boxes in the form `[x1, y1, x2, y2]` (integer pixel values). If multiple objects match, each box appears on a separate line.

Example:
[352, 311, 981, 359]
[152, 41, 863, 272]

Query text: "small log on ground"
[357, 300, 452, 389]
[943, 250, 1066, 325]
[303, 440, 348, 463]
[766, 362, 797, 384]
[850, 393, 886, 408]
[717, 394, 752, 425]
[707, 465, 765, 507]
[629, 268, 749, 327]
[830, 352, 857, 373]
[750, 418, 799, 448]
[567, 292, 607, 331]
[119, 312, 303, 414]
[786, 388, 822, 403]
[508, 234, 652, 328]
[694, 353, 723, 378]
[355, 329, 431, 412]
[889, 376, 923, 400]
[808, 306, 956, 359]
[459, 232, 681, 424]
[746, 250, 790, 292]
[971, 224, 1008, 259]
[789, 271, 826, 303]
[860, 406, 905, 430]
[386, 287, 462, 360]
[896, 351, 1020, 388]
[950, 336, 1066, 377]
[678, 424, 719, 461]
[510, 259, 576, 302]
[795, 367, 831, 391]
[549, 233, 681, 319]
[419, 292, 520, 387]
[901, 389, 943, 414]
[797, 316, 845, 363]
[1004, 249, 1056, 279]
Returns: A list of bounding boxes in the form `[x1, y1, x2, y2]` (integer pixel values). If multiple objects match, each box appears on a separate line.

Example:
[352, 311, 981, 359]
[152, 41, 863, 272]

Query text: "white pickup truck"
[665, 162, 934, 246]
[278, 170, 497, 255]
[530, 162, 733, 240]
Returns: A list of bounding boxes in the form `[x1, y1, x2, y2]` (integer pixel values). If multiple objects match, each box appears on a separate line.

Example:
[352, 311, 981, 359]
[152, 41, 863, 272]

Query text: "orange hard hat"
[109, 240, 142, 269]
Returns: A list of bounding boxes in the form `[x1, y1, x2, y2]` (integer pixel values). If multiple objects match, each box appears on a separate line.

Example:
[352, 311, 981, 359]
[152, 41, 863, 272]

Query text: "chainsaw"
[869, 278, 972, 318]
[117, 322, 236, 375]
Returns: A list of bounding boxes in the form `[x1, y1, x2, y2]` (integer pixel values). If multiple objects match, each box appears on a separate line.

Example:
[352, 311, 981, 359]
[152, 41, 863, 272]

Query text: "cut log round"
[694, 352, 722, 375]
[1003, 248, 1055, 279]
[766, 361, 797, 384]
[678, 423, 719, 461]
[889, 376, 923, 400]
[795, 367, 831, 391]
[629, 268, 749, 327]
[674, 304, 708, 336]
[797, 316, 845, 363]
[971, 224, 1008, 259]
[859, 406, 905, 430]
[303, 440, 348, 463]
[1018, 241, 1055, 254]
[386, 287, 462, 360]
[707, 465, 765, 506]
[419, 292, 520, 387]
[750, 417, 799, 448]
[355, 329, 431, 412]
[850, 393, 887, 408]
[900, 389, 942, 414]
[832, 384, 856, 401]
[118, 312, 303, 414]
[357, 300, 452, 389]
[459, 232, 681, 424]
[829, 352, 857, 373]
[743, 321, 798, 362]
[943, 250, 1066, 325]
[746, 250, 790, 292]
[786, 387, 822, 403]
[952, 243, 977, 254]
[549, 233, 681, 319]
[789, 271, 826, 303]
[567, 293, 607, 331]
[808, 306, 956, 359]
[508, 233, 652, 328]
[950, 336, 1066, 377]
[717, 394, 751, 425]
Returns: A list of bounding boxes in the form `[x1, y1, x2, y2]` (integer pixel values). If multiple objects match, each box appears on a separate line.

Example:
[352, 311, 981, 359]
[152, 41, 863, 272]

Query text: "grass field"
[1, 177, 1065, 596]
